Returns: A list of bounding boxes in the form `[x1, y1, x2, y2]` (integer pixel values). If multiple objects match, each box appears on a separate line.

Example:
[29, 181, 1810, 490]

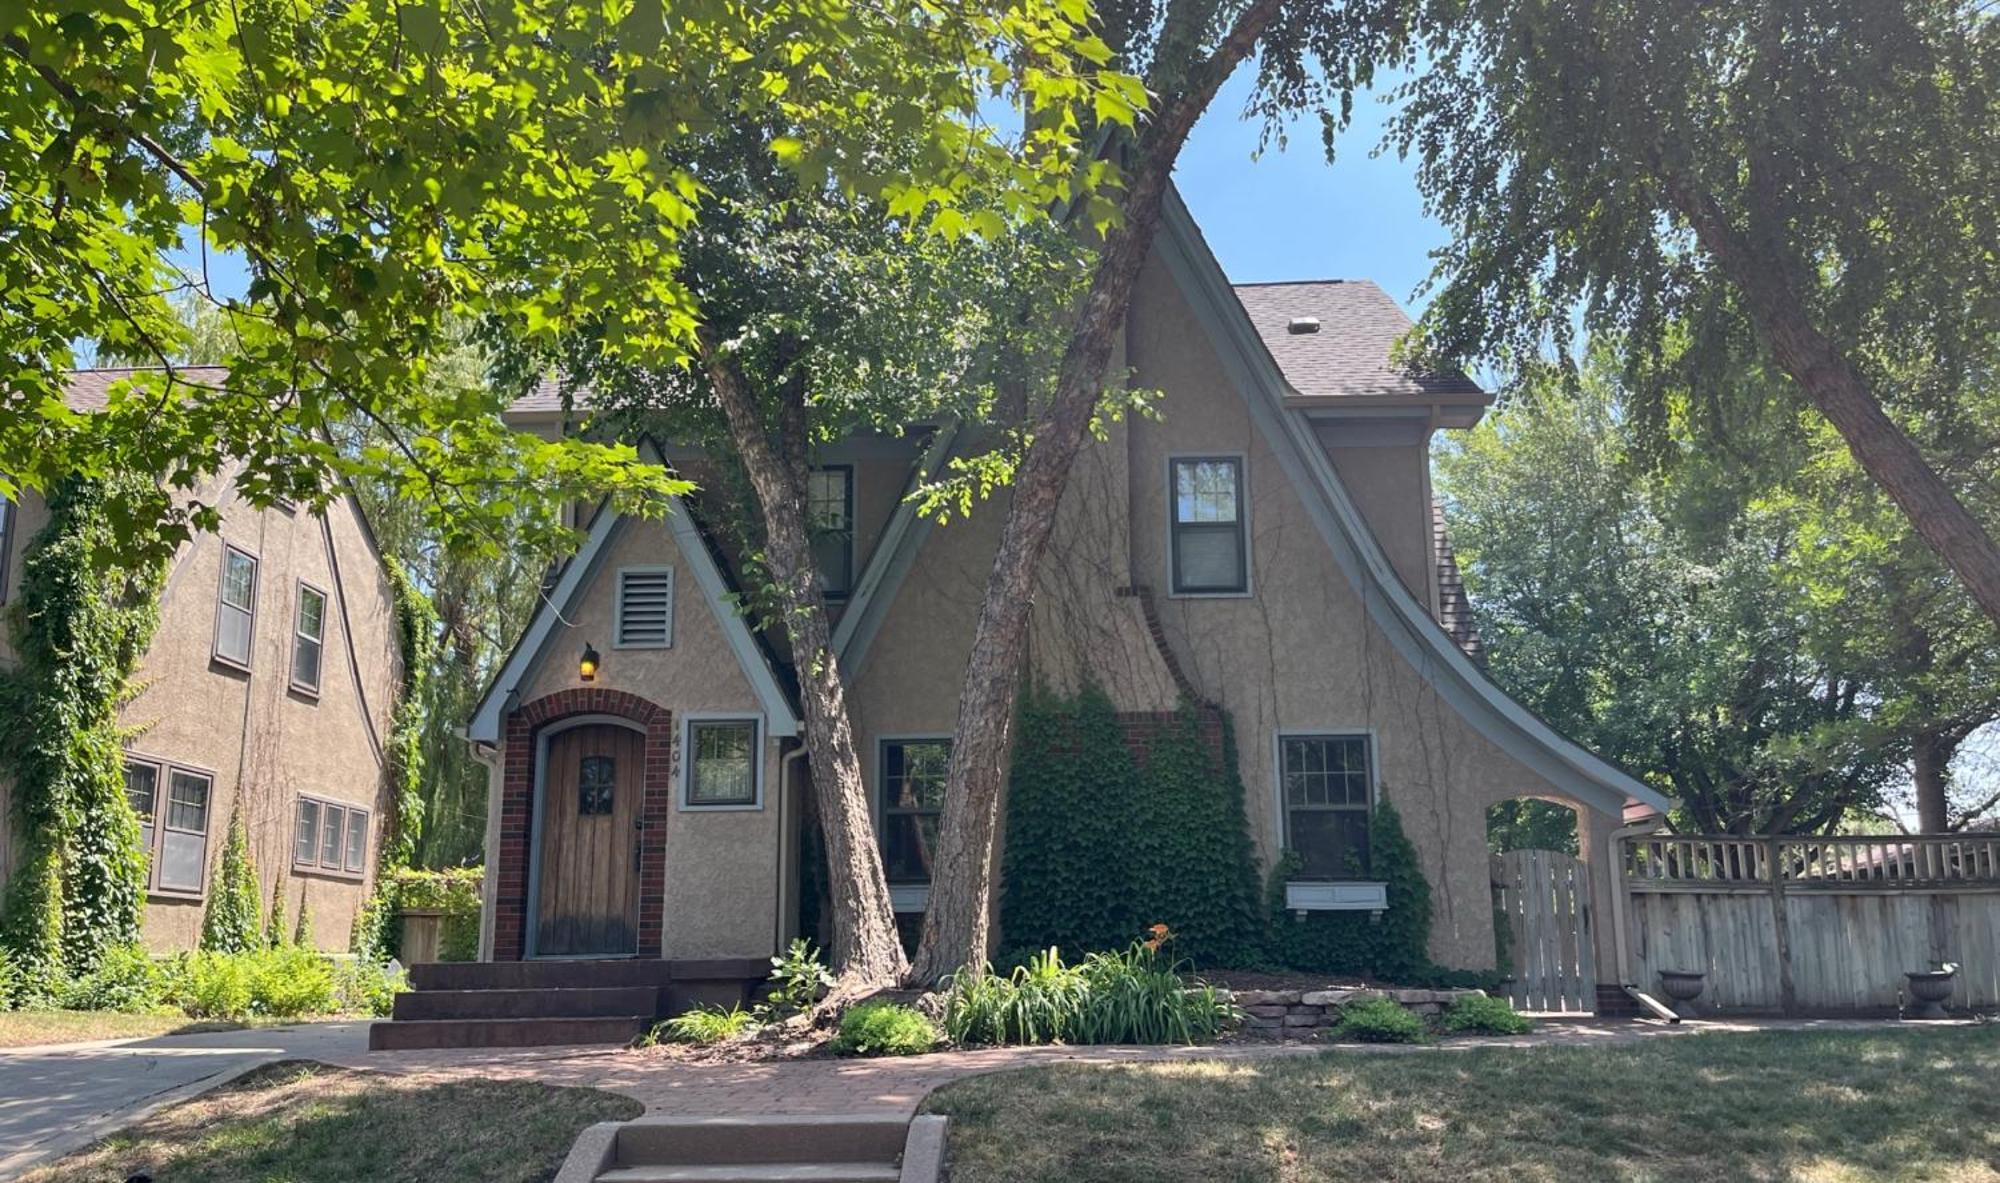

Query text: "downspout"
[466, 734, 503, 962]
[777, 742, 809, 956]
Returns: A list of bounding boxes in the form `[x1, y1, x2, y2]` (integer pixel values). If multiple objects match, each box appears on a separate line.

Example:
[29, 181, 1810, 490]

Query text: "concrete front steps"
[557, 1116, 947, 1183]
[369, 958, 765, 1051]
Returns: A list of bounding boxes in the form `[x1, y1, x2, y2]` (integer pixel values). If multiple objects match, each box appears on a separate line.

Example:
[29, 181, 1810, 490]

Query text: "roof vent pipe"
[1287, 317, 1321, 334]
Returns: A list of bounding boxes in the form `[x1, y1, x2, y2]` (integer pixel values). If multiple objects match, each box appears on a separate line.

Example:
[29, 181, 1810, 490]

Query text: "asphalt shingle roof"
[61, 366, 230, 412]
[1231, 280, 1485, 401]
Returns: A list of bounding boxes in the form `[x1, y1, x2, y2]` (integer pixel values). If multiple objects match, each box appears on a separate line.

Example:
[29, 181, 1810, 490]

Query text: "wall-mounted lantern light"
[579, 642, 601, 682]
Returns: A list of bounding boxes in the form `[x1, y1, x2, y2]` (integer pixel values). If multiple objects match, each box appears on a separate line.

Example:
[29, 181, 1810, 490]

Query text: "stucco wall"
[0, 478, 398, 955]
[506, 512, 786, 960]
[1320, 438, 1436, 610]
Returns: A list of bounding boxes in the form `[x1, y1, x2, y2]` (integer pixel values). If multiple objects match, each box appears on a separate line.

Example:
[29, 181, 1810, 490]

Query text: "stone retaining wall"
[1223, 987, 1487, 1038]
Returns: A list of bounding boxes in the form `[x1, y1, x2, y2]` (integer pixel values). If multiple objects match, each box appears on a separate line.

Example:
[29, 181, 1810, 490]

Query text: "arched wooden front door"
[533, 721, 645, 957]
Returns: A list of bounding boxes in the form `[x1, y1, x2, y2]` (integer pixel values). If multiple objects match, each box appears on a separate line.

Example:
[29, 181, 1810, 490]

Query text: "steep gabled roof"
[1432, 499, 1486, 666]
[1232, 281, 1486, 402]
[464, 444, 801, 743]
[1155, 187, 1668, 817]
[62, 366, 230, 411]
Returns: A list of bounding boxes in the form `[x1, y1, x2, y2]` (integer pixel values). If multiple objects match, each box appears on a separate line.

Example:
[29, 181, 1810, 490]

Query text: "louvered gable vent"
[616, 567, 674, 648]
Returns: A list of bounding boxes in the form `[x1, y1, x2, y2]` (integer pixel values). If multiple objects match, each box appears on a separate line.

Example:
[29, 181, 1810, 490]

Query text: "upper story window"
[808, 466, 854, 600]
[879, 738, 950, 884]
[213, 545, 259, 669]
[126, 756, 214, 897]
[684, 718, 760, 808]
[615, 567, 675, 648]
[291, 582, 327, 696]
[1280, 734, 1374, 880]
[1169, 457, 1248, 594]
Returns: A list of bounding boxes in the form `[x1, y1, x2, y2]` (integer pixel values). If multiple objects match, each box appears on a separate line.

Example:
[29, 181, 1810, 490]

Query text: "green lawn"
[926, 1027, 2000, 1183]
[0, 1009, 248, 1048]
[23, 1061, 642, 1183]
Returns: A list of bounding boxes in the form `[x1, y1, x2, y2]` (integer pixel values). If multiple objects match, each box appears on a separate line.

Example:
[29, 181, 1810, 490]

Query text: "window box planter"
[1284, 881, 1388, 914]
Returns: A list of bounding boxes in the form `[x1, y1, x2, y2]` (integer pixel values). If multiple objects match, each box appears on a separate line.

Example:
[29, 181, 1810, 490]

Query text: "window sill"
[293, 863, 365, 883]
[1284, 880, 1388, 912]
[679, 800, 762, 813]
[1166, 588, 1254, 600]
[889, 883, 929, 914]
[288, 682, 321, 702]
[209, 654, 253, 676]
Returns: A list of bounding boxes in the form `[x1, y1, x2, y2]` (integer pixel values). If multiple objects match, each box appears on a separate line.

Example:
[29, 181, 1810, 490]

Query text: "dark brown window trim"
[809, 465, 855, 602]
[125, 751, 217, 901]
[292, 792, 369, 881]
[289, 578, 329, 699]
[211, 543, 260, 673]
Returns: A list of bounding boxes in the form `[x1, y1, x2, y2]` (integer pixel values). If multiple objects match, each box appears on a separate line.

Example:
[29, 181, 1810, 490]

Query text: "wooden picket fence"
[1491, 848, 1595, 1013]
[1622, 834, 2000, 1014]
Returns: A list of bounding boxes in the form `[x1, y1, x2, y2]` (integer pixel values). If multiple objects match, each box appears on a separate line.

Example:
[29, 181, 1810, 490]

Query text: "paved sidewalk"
[0, 1021, 371, 1178]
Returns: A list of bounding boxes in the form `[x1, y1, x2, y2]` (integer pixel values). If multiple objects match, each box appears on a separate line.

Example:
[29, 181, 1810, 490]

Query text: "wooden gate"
[1492, 849, 1596, 1013]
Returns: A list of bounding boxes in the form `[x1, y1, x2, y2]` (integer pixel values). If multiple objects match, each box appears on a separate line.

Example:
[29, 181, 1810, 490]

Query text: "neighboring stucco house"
[0, 368, 403, 953]
[422, 190, 1670, 1046]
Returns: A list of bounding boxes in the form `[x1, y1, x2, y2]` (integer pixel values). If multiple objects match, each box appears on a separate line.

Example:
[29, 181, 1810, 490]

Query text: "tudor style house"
[374, 188, 1670, 1049]
[0, 368, 402, 953]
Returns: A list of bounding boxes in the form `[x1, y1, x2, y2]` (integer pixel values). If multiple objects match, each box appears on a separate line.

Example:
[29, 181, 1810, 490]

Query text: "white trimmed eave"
[1157, 187, 1671, 819]
[466, 453, 800, 742]
[830, 422, 962, 679]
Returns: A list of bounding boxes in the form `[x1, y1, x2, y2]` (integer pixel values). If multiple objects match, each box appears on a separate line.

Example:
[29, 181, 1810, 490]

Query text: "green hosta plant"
[1442, 994, 1533, 1036]
[830, 1002, 938, 1057]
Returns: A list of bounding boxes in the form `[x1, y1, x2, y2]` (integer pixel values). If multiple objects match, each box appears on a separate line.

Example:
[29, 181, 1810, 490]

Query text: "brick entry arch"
[494, 688, 674, 961]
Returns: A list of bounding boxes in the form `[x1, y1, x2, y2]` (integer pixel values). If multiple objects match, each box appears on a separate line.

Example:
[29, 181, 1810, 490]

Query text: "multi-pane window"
[292, 582, 327, 694]
[1281, 735, 1374, 880]
[1169, 457, 1247, 594]
[116, 762, 215, 896]
[880, 739, 950, 884]
[214, 546, 258, 667]
[808, 467, 854, 600]
[686, 719, 758, 807]
[294, 795, 369, 877]
[579, 754, 616, 816]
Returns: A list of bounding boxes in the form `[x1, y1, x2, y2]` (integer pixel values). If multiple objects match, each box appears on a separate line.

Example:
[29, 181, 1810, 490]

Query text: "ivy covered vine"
[351, 556, 438, 961]
[1000, 685, 1262, 966]
[0, 476, 166, 996]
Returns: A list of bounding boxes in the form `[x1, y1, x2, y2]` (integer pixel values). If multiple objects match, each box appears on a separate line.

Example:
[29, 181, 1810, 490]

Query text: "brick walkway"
[322, 1016, 1924, 1117]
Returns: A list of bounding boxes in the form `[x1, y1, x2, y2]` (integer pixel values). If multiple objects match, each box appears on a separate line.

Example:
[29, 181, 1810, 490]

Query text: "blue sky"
[1175, 71, 1442, 313]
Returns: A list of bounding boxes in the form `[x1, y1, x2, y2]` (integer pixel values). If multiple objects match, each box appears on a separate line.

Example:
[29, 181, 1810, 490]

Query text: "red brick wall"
[1115, 709, 1226, 769]
[493, 688, 674, 961]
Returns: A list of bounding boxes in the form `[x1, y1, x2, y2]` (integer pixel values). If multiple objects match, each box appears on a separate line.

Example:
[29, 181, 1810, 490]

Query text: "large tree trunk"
[905, 0, 1285, 987]
[699, 335, 907, 987]
[1659, 174, 2000, 630]
[1910, 730, 1955, 834]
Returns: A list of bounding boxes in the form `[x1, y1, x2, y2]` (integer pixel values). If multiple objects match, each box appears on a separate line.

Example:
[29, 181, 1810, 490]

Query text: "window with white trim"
[616, 567, 674, 648]
[294, 795, 369, 877]
[214, 546, 258, 667]
[125, 757, 215, 896]
[1281, 735, 1373, 880]
[1169, 457, 1247, 594]
[880, 739, 950, 884]
[808, 466, 854, 600]
[686, 719, 758, 806]
[291, 582, 327, 695]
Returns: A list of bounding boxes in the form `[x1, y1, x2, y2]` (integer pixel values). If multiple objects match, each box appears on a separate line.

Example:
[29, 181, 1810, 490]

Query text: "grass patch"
[926, 1026, 2000, 1182]
[0, 1010, 248, 1048]
[21, 1060, 640, 1183]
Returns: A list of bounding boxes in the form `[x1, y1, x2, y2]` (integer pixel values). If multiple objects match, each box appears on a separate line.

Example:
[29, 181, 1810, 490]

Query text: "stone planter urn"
[1657, 969, 1706, 1018]
[1904, 965, 1958, 1021]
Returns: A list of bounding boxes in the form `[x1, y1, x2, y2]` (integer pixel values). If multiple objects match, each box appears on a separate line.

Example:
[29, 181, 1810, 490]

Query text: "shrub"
[0, 946, 18, 1010]
[200, 813, 262, 954]
[249, 946, 336, 1017]
[59, 944, 163, 1012]
[332, 958, 406, 1017]
[1442, 994, 1532, 1036]
[942, 948, 1089, 1046]
[265, 879, 290, 949]
[831, 1001, 938, 1056]
[178, 952, 255, 1019]
[649, 1004, 759, 1046]
[1334, 998, 1427, 1044]
[766, 939, 834, 1016]
[293, 895, 314, 949]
